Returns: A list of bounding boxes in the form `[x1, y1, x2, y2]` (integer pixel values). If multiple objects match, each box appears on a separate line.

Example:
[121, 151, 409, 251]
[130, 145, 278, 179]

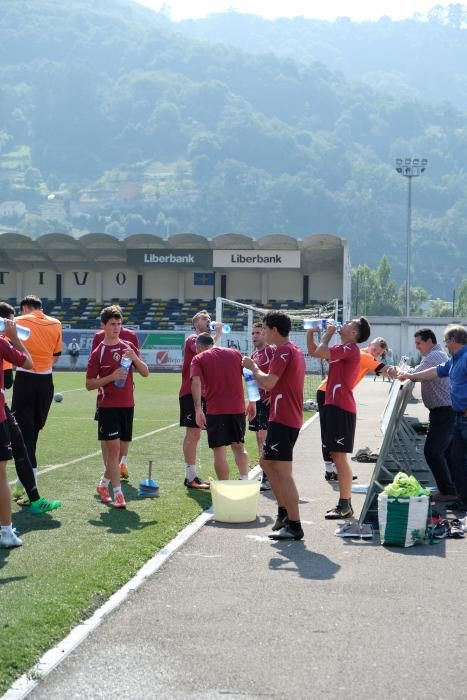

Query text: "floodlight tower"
[395, 158, 427, 317]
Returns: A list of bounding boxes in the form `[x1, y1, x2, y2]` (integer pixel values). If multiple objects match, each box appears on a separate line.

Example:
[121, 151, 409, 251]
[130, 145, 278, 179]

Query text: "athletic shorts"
[0, 420, 12, 461]
[248, 399, 269, 432]
[179, 394, 206, 428]
[97, 407, 134, 442]
[262, 421, 300, 462]
[206, 413, 245, 449]
[321, 404, 356, 454]
[12, 371, 54, 432]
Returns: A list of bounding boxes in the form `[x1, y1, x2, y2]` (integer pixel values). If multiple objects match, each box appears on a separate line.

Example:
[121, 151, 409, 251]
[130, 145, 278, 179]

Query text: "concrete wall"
[366, 316, 467, 363]
[1, 267, 338, 303]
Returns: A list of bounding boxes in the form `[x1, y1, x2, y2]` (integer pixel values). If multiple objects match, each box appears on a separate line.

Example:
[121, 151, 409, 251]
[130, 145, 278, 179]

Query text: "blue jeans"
[450, 414, 467, 504]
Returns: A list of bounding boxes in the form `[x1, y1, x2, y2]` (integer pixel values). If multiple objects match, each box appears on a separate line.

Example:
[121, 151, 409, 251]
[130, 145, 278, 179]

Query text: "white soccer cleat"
[0, 529, 23, 548]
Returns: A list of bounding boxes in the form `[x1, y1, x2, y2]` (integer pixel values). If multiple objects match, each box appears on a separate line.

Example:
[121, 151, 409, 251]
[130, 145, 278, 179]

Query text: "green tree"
[427, 299, 454, 317]
[18, 214, 52, 237]
[397, 285, 430, 315]
[23, 167, 42, 188]
[105, 221, 123, 236]
[352, 258, 400, 315]
[456, 279, 467, 314]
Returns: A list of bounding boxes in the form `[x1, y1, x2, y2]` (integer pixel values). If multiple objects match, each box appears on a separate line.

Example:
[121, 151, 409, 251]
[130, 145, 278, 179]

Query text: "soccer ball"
[54, 392, 63, 403]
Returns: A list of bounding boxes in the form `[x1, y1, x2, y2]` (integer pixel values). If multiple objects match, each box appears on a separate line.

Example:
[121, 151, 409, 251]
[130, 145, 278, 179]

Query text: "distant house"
[0, 200, 26, 218]
[39, 201, 67, 221]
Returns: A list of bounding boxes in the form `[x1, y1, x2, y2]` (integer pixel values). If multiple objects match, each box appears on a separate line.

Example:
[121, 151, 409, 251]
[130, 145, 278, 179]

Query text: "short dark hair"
[355, 317, 370, 343]
[100, 305, 122, 324]
[0, 302, 15, 319]
[414, 328, 437, 344]
[252, 320, 264, 329]
[445, 324, 467, 345]
[195, 332, 214, 347]
[20, 294, 42, 310]
[263, 310, 291, 337]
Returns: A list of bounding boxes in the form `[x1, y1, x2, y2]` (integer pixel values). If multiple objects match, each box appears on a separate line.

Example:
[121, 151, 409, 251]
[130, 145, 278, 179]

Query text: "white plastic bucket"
[210, 479, 260, 523]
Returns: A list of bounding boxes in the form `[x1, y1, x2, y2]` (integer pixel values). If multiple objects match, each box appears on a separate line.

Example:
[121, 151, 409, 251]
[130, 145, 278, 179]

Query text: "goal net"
[214, 297, 343, 407]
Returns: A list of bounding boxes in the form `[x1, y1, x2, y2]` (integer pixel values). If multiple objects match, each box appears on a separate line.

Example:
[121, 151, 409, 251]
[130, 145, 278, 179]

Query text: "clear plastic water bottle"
[0, 318, 31, 340]
[209, 321, 231, 334]
[114, 355, 132, 388]
[243, 368, 260, 402]
[303, 318, 341, 331]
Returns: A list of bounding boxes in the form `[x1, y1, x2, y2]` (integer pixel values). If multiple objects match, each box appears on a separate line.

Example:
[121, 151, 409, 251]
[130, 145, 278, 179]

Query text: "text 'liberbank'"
[213, 250, 301, 268]
[230, 254, 282, 263]
[144, 253, 194, 264]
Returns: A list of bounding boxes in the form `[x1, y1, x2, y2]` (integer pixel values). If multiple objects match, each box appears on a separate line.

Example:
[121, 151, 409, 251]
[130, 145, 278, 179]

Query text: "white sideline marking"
[3, 412, 319, 698]
[300, 412, 319, 432]
[10, 412, 317, 484]
[2, 507, 215, 700]
[59, 388, 86, 394]
[8, 423, 179, 485]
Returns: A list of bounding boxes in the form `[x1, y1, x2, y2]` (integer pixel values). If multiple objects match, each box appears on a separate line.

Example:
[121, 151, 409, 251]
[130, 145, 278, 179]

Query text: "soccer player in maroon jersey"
[0, 319, 32, 548]
[191, 333, 253, 481]
[179, 310, 222, 489]
[86, 307, 149, 509]
[307, 317, 371, 519]
[243, 311, 306, 541]
[248, 322, 274, 491]
[91, 304, 140, 481]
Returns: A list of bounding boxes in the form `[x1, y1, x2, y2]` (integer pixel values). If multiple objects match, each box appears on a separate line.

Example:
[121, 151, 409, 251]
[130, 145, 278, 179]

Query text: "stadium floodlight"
[395, 157, 428, 318]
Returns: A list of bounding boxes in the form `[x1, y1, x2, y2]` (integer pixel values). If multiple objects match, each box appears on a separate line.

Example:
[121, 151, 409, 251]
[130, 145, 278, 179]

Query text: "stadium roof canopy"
[0, 232, 346, 270]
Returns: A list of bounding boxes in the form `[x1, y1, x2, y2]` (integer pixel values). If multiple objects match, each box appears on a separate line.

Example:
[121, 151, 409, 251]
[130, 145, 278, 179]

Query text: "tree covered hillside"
[177, 5, 467, 110]
[0, 0, 466, 298]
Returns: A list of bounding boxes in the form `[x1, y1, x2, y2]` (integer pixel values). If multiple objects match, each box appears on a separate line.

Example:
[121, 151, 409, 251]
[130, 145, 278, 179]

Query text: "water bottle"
[303, 318, 341, 331]
[243, 368, 260, 402]
[114, 355, 132, 388]
[0, 318, 31, 340]
[209, 321, 231, 334]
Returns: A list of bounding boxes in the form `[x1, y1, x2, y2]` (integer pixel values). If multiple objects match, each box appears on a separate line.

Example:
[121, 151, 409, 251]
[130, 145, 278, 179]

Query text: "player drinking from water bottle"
[179, 310, 223, 490]
[307, 317, 371, 520]
[0, 316, 33, 548]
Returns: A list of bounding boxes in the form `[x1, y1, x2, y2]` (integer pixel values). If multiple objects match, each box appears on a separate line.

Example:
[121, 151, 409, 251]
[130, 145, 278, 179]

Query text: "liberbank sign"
[127, 249, 213, 267]
[127, 249, 300, 268]
[213, 250, 300, 268]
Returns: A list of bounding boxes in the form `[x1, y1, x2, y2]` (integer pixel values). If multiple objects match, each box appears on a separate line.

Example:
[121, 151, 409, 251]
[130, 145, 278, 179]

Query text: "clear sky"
[135, 0, 466, 22]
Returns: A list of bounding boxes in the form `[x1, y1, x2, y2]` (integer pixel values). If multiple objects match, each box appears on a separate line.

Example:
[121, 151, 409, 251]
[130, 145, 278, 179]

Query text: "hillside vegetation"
[1, 0, 467, 297]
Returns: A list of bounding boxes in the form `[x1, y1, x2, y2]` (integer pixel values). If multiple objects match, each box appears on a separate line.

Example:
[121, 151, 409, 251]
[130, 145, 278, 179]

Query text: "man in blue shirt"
[399, 324, 467, 510]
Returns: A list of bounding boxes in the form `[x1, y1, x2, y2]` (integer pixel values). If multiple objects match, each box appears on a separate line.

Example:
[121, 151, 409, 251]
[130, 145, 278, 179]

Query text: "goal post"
[214, 297, 343, 403]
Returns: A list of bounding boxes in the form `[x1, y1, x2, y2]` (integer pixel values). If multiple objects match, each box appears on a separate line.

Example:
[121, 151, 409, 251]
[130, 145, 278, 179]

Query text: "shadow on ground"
[205, 514, 273, 531]
[269, 540, 341, 580]
[89, 509, 157, 534]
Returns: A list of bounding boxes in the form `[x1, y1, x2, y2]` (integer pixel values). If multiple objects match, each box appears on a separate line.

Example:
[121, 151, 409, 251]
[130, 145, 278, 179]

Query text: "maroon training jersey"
[251, 344, 274, 402]
[190, 346, 245, 415]
[0, 338, 27, 422]
[268, 342, 305, 430]
[86, 340, 140, 408]
[324, 342, 360, 413]
[179, 334, 197, 397]
[91, 327, 139, 353]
